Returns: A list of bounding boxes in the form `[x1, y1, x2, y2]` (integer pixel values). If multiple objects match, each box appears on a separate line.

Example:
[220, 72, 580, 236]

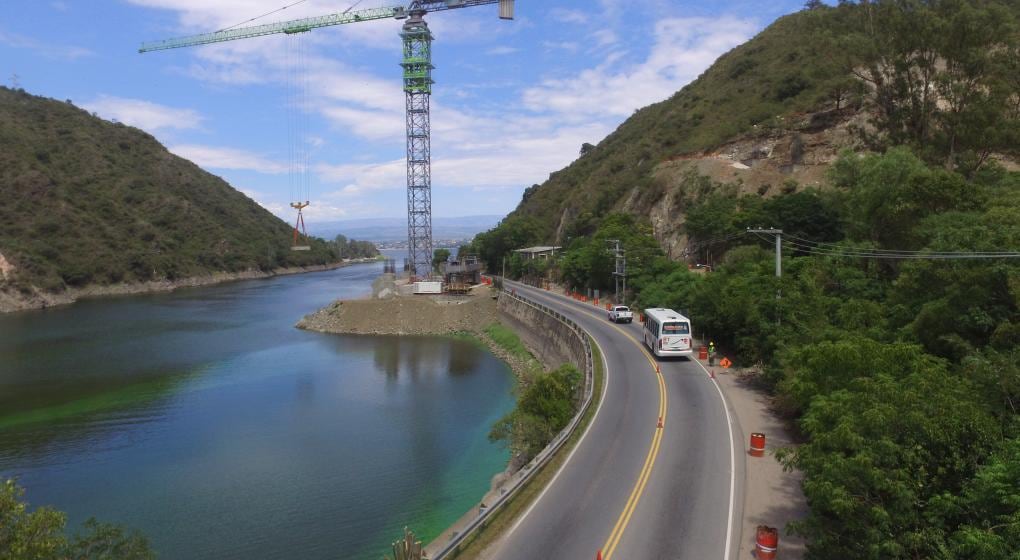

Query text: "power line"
[783, 232, 1019, 257]
[778, 236, 1020, 260]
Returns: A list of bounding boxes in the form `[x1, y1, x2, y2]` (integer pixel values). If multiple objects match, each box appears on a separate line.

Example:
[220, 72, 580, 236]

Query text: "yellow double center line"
[601, 336, 667, 559]
[516, 287, 670, 559]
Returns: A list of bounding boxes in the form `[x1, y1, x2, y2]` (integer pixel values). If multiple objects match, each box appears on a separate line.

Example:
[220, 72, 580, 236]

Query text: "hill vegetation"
[472, 0, 1019, 268]
[473, 1, 1020, 558]
[0, 87, 376, 309]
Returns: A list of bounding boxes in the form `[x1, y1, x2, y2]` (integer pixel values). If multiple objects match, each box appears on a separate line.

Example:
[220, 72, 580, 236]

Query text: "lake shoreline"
[0, 258, 378, 314]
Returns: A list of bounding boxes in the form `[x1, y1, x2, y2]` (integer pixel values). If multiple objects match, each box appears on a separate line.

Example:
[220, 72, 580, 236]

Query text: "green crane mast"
[140, 0, 514, 279]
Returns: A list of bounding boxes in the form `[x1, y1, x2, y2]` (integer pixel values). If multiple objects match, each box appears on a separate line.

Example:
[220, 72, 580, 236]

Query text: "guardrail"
[431, 282, 594, 559]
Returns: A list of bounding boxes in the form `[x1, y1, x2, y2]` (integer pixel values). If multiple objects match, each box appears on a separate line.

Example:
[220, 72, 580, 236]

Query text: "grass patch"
[483, 321, 543, 378]
[483, 322, 531, 360]
[447, 335, 605, 559]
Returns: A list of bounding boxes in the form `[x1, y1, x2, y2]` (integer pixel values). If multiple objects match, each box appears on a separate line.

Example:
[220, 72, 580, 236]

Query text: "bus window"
[662, 322, 689, 334]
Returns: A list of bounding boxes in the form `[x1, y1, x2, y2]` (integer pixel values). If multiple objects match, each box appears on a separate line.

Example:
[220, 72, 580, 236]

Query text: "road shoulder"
[702, 360, 808, 559]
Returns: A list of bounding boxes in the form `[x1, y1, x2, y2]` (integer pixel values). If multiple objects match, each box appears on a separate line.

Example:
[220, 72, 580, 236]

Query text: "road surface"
[486, 281, 744, 560]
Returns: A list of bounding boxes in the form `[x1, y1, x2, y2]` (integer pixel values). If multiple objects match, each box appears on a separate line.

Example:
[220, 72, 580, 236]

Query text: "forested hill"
[474, 0, 1020, 263]
[469, 2, 1020, 557]
[0, 86, 338, 307]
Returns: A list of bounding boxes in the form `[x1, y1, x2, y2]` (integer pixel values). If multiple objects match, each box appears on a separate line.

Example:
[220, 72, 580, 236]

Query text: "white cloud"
[592, 29, 619, 47]
[524, 16, 756, 118]
[130, 0, 761, 220]
[486, 46, 520, 56]
[169, 144, 287, 174]
[316, 159, 405, 194]
[0, 29, 93, 60]
[320, 106, 404, 141]
[131, 0, 400, 51]
[82, 95, 204, 132]
[542, 41, 580, 53]
[549, 8, 588, 24]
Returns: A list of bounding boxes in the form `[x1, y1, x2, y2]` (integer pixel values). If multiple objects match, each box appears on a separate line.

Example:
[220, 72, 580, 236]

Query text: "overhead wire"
[782, 232, 1019, 257]
[751, 232, 1020, 260]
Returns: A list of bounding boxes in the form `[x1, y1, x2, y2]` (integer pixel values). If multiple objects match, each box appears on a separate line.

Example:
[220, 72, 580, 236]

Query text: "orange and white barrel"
[750, 432, 766, 457]
[756, 525, 778, 559]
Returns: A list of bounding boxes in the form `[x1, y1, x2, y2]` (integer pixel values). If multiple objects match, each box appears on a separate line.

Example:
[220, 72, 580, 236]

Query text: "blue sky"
[2, 0, 807, 225]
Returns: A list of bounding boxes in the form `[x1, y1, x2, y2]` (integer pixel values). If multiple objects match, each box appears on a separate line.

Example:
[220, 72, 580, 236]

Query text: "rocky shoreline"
[0, 259, 376, 314]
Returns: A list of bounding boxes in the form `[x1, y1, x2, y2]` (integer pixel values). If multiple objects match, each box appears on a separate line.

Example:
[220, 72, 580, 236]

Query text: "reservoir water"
[0, 257, 515, 559]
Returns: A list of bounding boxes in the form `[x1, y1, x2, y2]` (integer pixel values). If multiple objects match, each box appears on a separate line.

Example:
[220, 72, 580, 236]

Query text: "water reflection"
[0, 262, 514, 560]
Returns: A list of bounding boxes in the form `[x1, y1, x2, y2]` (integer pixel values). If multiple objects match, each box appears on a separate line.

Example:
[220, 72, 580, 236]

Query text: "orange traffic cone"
[596, 550, 603, 560]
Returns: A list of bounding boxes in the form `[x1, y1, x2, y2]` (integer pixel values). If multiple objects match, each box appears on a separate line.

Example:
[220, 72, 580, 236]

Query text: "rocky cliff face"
[626, 108, 870, 257]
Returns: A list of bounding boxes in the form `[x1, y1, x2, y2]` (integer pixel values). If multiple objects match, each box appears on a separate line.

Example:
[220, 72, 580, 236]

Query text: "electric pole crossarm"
[139, 6, 404, 52]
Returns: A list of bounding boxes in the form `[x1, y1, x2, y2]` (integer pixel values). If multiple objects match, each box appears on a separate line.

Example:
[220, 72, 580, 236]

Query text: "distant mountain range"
[309, 215, 502, 242]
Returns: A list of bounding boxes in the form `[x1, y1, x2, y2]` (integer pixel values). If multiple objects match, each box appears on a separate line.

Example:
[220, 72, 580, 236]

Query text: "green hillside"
[475, 0, 1019, 267]
[0, 86, 336, 298]
[487, 7, 849, 251]
[473, 2, 1020, 558]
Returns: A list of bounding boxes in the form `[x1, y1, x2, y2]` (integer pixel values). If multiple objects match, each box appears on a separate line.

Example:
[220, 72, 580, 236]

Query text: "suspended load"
[291, 201, 310, 251]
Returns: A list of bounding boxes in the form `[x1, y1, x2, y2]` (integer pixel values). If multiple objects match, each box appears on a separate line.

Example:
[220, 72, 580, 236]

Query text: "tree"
[431, 248, 450, 273]
[948, 438, 1020, 559]
[579, 142, 595, 157]
[490, 365, 581, 462]
[814, 0, 1020, 173]
[0, 479, 155, 560]
[778, 369, 1000, 559]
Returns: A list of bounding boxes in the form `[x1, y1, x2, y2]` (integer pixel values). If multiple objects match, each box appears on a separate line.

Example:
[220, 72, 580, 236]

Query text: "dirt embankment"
[298, 287, 498, 336]
[0, 260, 373, 314]
[297, 279, 540, 380]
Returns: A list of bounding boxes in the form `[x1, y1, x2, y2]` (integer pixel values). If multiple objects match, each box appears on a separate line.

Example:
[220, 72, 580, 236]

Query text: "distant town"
[375, 239, 473, 251]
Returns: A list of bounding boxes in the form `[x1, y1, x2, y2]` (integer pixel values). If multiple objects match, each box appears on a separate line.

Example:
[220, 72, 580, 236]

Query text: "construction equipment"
[139, 0, 514, 278]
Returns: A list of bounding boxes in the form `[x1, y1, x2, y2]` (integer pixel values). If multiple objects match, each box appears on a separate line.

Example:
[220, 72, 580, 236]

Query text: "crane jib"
[138, 1, 510, 53]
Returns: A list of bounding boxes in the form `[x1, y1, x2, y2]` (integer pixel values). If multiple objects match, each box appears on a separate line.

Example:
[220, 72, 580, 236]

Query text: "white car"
[608, 305, 633, 323]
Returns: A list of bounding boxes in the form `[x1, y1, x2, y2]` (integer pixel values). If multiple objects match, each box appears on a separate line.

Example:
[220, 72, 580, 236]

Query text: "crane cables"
[217, 0, 311, 33]
[286, 30, 311, 208]
[749, 232, 1020, 260]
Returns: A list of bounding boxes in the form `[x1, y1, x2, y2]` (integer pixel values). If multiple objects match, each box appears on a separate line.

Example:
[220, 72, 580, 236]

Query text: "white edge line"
[541, 287, 739, 560]
[691, 358, 739, 560]
[498, 291, 611, 542]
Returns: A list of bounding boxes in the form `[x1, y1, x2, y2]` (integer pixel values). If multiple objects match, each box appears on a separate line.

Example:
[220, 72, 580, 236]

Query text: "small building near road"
[514, 246, 561, 261]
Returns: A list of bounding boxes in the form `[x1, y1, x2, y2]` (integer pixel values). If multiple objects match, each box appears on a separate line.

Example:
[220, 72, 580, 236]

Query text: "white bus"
[642, 308, 694, 358]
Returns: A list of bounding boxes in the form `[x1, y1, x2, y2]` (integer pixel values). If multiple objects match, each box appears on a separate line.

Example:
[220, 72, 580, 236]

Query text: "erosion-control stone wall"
[498, 293, 587, 372]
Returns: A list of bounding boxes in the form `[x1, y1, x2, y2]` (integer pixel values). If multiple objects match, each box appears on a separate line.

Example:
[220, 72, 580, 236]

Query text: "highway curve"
[485, 281, 744, 560]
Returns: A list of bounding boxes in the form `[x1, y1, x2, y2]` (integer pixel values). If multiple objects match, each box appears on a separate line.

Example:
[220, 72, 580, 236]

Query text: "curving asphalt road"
[485, 281, 744, 560]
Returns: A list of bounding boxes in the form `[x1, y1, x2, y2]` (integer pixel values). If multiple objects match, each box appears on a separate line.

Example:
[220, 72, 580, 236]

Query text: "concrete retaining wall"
[498, 293, 587, 372]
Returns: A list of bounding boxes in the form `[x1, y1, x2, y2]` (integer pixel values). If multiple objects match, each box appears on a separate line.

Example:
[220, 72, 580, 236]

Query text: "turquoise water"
[0, 258, 514, 559]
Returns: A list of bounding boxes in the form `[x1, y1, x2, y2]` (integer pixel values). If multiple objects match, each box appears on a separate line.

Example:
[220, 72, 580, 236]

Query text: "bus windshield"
[662, 322, 689, 334]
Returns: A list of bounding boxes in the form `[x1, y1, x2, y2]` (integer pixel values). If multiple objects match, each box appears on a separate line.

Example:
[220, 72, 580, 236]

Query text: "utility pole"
[747, 228, 782, 325]
[9, 73, 20, 89]
[608, 239, 626, 305]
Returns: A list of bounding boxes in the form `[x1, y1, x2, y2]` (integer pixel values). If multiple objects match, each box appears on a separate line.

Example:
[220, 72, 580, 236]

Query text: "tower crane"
[140, 0, 514, 279]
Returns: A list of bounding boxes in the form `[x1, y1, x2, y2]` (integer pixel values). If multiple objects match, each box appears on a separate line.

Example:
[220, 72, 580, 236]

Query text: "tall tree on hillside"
[818, 0, 1019, 174]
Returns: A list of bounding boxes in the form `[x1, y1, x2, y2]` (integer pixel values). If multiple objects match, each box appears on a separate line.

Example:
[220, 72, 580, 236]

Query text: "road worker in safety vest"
[708, 341, 716, 365]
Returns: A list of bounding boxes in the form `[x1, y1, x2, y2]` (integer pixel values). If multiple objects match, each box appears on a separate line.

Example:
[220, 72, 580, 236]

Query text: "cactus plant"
[384, 527, 427, 560]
